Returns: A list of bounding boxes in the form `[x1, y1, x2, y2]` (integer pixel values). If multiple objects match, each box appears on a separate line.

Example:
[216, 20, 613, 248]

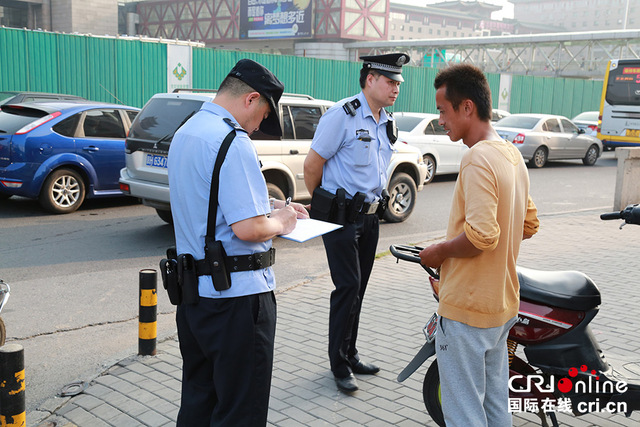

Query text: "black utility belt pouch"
[160, 257, 181, 305]
[159, 248, 199, 306]
[376, 189, 390, 219]
[310, 187, 338, 222]
[204, 236, 232, 292]
[347, 191, 366, 223]
[178, 253, 200, 304]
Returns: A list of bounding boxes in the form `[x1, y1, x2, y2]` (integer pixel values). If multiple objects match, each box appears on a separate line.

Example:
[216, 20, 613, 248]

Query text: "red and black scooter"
[390, 204, 640, 427]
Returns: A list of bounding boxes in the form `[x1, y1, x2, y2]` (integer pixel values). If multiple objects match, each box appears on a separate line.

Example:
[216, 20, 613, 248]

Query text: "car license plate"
[146, 153, 168, 169]
[423, 312, 439, 343]
[625, 129, 640, 138]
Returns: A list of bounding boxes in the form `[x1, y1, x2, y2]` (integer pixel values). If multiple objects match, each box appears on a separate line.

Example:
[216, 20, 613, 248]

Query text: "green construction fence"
[0, 27, 603, 118]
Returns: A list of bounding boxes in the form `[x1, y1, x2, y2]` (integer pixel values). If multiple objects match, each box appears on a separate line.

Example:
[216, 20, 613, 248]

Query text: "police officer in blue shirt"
[304, 53, 410, 393]
[168, 59, 308, 426]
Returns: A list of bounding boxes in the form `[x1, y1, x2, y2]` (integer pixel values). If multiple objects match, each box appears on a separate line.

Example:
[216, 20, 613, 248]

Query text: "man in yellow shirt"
[419, 63, 539, 426]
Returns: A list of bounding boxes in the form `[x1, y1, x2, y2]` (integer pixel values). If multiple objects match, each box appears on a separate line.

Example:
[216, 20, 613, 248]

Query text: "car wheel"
[582, 144, 599, 166]
[383, 172, 417, 223]
[39, 168, 86, 213]
[423, 154, 436, 184]
[267, 182, 286, 201]
[156, 209, 173, 224]
[529, 147, 547, 168]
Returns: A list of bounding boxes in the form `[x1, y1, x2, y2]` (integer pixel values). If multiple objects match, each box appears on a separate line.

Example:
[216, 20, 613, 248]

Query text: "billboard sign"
[240, 0, 312, 39]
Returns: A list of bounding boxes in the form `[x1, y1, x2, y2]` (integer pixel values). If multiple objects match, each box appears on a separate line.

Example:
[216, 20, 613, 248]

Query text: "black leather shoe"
[349, 359, 380, 375]
[334, 373, 358, 393]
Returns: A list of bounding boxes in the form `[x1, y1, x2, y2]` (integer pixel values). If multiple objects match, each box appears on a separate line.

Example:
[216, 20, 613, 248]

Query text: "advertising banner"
[498, 73, 512, 112]
[240, 0, 312, 39]
[167, 44, 192, 93]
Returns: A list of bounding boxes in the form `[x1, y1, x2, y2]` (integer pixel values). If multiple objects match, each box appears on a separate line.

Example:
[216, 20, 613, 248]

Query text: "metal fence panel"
[0, 27, 605, 115]
[0, 28, 29, 91]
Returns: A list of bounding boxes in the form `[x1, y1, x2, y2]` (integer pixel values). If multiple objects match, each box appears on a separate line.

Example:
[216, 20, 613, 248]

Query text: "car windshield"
[494, 115, 540, 130]
[573, 111, 598, 121]
[395, 115, 425, 132]
[0, 106, 48, 134]
[128, 98, 204, 142]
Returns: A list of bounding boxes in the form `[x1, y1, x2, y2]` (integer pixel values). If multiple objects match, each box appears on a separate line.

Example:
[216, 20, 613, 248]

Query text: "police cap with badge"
[345, 52, 410, 118]
[360, 52, 410, 82]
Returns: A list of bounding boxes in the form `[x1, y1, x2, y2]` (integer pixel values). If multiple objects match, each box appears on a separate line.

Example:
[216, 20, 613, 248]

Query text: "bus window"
[605, 64, 640, 106]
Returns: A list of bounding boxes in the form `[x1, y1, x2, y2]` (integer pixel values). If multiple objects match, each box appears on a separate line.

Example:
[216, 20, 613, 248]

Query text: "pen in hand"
[285, 197, 291, 207]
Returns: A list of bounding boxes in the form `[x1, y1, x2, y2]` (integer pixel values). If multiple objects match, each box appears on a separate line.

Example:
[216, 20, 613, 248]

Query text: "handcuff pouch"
[204, 236, 232, 292]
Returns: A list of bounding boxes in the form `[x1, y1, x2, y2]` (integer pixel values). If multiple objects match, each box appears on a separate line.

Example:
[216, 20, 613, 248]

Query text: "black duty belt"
[195, 248, 276, 276]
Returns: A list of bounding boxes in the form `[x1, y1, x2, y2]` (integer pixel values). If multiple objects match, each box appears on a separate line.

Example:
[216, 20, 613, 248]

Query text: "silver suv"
[119, 91, 427, 223]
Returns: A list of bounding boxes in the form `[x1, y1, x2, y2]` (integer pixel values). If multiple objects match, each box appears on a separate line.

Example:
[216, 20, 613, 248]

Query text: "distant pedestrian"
[419, 63, 539, 426]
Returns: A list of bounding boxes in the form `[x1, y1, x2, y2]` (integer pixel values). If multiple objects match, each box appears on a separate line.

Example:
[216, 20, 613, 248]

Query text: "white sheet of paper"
[279, 218, 342, 243]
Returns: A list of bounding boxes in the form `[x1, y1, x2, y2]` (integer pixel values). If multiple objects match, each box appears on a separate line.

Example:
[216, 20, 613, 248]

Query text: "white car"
[394, 112, 467, 184]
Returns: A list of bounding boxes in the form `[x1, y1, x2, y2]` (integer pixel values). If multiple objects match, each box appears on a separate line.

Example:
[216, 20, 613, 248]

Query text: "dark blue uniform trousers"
[176, 291, 276, 426]
[322, 213, 379, 378]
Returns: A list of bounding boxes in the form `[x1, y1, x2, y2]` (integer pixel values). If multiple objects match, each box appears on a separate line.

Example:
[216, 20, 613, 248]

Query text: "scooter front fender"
[397, 340, 436, 382]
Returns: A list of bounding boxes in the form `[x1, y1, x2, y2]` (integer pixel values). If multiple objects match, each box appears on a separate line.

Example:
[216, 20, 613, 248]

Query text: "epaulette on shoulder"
[223, 117, 247, 133]
[342, 98, 361, 117]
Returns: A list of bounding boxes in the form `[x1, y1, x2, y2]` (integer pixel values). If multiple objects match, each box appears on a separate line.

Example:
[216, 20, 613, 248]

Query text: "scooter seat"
[517, 266, 601, 311]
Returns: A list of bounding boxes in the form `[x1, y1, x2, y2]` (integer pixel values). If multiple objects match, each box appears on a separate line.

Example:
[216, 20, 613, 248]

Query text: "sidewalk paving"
[30, 209, 640, 426]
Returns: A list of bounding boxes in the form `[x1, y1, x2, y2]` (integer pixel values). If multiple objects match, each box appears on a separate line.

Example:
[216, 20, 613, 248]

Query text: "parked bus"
[598, 59, 640, 149]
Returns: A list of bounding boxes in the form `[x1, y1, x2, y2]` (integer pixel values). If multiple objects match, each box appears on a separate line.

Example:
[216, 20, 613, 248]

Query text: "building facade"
[0, 0, 119, 35]
[512, 0, 639, 31]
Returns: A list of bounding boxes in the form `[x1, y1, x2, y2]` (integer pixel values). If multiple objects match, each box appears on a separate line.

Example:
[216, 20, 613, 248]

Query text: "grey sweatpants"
[435, 316, 517, 427]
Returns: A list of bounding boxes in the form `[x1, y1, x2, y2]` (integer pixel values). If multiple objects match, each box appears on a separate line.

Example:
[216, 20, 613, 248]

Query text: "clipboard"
[279, 218, 342, 243]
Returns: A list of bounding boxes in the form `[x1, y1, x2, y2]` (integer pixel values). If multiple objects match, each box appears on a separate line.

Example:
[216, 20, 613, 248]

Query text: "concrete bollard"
[0, 344, 25, 427]
[139, 269, 158, 356]
[613, 147, 640, 210]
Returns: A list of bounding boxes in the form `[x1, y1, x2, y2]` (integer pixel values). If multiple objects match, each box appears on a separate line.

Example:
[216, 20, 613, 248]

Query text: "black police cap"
[227, 59, 285, 136]
[360, 53, 410, 82]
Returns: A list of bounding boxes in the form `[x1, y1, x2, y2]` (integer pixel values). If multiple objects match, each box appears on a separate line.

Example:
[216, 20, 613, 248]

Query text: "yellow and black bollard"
[139, 269, 157, 356]
[0, 344, 25, 427]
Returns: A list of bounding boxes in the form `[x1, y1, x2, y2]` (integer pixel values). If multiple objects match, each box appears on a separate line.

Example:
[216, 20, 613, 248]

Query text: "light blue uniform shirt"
[168, 102, 274, 299]
[311, 91, 395, 203]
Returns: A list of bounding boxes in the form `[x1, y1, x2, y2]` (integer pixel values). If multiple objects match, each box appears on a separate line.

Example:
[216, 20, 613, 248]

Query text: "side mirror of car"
[578, 128, 585, 134]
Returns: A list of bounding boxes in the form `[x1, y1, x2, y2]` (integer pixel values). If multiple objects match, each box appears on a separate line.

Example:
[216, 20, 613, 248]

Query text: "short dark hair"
[219, 75, 256, 97]
[433, 64, 492, 122]
[359, 68, 381, 89]
[218, 76, 268, 106]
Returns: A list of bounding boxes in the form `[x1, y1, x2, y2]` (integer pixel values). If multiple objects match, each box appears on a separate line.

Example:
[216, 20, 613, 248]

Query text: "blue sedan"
[0, 101, 139, 213]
